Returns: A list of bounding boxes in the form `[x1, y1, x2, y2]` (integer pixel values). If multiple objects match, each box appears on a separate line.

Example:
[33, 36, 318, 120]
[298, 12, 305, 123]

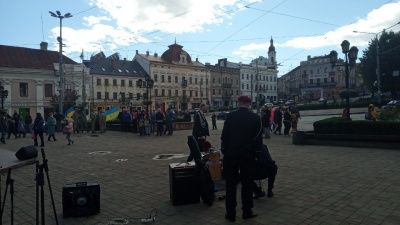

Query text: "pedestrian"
[47, 112, 57, 141]
[155, 108, 164, 136]
[78, 110, 89, 133]
[143, 110, 150, 135]
[122, 109, 132, 132]
[221, 95, 262, 222]
[150, 110, 156, 134]
[188, 104, 209, 161]
[12, 110, 20, 137]
[25, 113, 33, 134]
[6, 115, 17, 139]
[0, 111, 7, 144]
[261, 105, 271, 139]
[166, 108, 174, 135]
[138, 110, 145, 136]
[132, 110, 138, 133]
[118, 108, 125, 131]
[269, 107, 276, 132]
[211, 112, 217, 130]
[291, 106, 300, 133]
[99, 110, 106, 133]
[163, 110, 167, 135]
[365, 104, 377, 121]
[32, 113, 45, 147]
[17, 120, 26, 138]
[283, 108, 292, 136]
[72, 110, 79, 133]
[274, 107, 283, 135]
[64, 118, 74, 145]
[54, 111, 64, 132]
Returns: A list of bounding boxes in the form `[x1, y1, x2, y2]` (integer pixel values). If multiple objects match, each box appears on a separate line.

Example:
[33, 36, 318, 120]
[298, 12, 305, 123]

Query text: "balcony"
[299, 82, 337, 88]
[181, 80, 188, 87]
[222, 83, 232, 88]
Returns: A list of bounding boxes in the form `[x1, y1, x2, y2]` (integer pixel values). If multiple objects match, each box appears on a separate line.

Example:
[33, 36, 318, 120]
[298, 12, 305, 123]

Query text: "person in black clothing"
[211, 112, 217, 130]
[54, 112, 64, 132]
[32, 113, 45, 147]
[192, 104, 209, 148]
[261, 105, 271, 139]
[274, 107, 283, 135]
[221, 95, 262, 222]
[155, 108, 164, 136]
[253, 144, 277, 199]
[283, 107, 292, 135]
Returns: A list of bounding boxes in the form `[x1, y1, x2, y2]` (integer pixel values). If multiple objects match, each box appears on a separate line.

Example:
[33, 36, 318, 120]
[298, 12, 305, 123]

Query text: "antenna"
[41, 12, 44, 41]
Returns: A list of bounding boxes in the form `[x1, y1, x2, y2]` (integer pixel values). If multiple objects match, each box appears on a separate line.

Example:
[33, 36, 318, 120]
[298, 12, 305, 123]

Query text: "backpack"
[365, 111, 372, 120]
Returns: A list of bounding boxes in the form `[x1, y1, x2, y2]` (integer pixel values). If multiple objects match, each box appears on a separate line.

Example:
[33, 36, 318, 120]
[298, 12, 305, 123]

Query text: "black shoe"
[67, 143, 71, 145]
[253, 191, 265, 199]
[268, 190, 274, 197]
[242, 212, 257, 220]
[225, 214, 235, 222]
[54, 139, 57, 141]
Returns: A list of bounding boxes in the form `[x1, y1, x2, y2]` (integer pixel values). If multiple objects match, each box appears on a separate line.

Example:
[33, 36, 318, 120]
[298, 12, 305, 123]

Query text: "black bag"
[254, 145, 278, 180]
[198, 166, 215, 206]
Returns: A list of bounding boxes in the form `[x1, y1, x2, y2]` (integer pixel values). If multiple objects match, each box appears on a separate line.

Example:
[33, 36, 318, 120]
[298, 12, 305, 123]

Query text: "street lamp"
[145, 75, 154, 111]
[0, 85, 9, 110]
[49, 10, 72, 115]
[353, 21, 400, 105]
[329, 40, 359, 119]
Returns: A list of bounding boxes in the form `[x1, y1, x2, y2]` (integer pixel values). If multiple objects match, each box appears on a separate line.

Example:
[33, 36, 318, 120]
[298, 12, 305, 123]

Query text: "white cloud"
[83, 16, 111, 27]
[233, 2, 400, 56]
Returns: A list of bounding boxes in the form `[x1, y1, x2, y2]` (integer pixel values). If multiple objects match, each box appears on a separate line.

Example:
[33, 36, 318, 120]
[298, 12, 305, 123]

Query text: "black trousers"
[283, 121, 291, 135]
[223, 154, 256, 216]
[275, 121, 282, 134]
[253, 175, 276, 194]
[156, 122, 163, 136]
[34, 131, 44, 146]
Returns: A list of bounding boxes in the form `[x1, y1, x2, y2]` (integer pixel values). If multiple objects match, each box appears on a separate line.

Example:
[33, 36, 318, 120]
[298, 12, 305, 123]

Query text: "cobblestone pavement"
[1, 127, 400, 225]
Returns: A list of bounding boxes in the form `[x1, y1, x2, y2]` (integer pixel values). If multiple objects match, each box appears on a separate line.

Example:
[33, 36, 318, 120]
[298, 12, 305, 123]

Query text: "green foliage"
[142, 100, 152, 105]
[297, 99, 388, 111]
[313, 117, 400, 135]
[377, 108, 400, 121]
[339, 90, 358, 99]
[49, 90, 80, 113]
[360, 30, 400, 98]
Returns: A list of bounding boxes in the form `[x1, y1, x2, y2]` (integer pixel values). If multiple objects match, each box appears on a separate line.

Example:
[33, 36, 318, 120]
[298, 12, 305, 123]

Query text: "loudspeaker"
[169, 162, 200, 206]
[15, 146, 38, 160]
[62, 181, 100, 218]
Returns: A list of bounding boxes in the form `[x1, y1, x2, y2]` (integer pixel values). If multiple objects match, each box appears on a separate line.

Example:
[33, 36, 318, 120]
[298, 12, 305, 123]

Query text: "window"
[129, 80, 133, 87]
[175, 76, 178, 83]
[324, 78, 327, 83]
[247, 84, 249, 90]
[168, 90, 171, 96]
[218, 78, 220, 84]
[242, 74, 244, 79]
[168, 76, 171, 83]
[113, 92, 118, 99]
[274, 86, 276, 91]
[317, 68, 320, 74]
[19, 83, 28, 97]
[242, 84, 244, 89]
[331, 77, 335, 82]
[274, 77, 276, 82]
[175, 90, 178, 96]
[128, 92, 133, 99]
[154, 89, 158, 96]
[310, 69, 314, 75]
[65, 84, 71, 93]
[213, 89, 215, 95]
[317, 78, 320, 84]
[161, 75, 165, 82]
[195, 91, 198, 97]
[97, 92, 101, 99]
[190, 90, 193, 97]
[154, 75, 158, 82]
[218, 89, 221, 94]
[212, 78, 215, 83]
[195, 78, 198, 84]
[310, 79, 314, 84]
[237, 79, 239, 85]
[236, 90, 239, 95]
[324, 67, 328, 73]
[231, 90, 233, 95]
[121, 80, 125, 86]
[96, 79, 101, 85]
[162, 89, 165, 96]
[105, 92, 109, 99]
[183, 90, 186, 97]
[270, 76, 272, 82]
[206, 79, 208, 85]
[143, 93, 147, 100]
[105, 79, 109, 86]
[246, 74, 249, 80]
[137, 93, 141, 100]
[44, 84, 52, 97]
[113, 79, 117, 86]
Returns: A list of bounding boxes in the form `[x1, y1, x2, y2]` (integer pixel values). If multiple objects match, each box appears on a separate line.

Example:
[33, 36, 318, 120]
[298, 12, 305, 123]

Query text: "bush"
[378, 108, 400, 121]
[313, 117, 400, 135]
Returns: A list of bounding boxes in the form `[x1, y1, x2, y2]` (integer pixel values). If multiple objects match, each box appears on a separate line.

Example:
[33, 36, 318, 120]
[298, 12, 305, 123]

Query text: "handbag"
[31, 130, 36, 139]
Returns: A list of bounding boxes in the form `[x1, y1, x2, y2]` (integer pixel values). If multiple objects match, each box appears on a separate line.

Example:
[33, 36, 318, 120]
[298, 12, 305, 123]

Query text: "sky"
[1, 0, 400, 76]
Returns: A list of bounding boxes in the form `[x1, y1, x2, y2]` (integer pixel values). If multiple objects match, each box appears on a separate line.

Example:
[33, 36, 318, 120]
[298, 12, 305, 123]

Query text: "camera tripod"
[35, 148, 59, 225]
[0, 168, 14, 225]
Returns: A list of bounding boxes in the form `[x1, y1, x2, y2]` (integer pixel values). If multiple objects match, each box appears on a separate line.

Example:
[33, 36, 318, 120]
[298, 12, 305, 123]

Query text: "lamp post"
[49, 10, 72, 115]
[145, 75, 154, 112]
[353, 22, 400, 105]
[329, 40, 359, 119]
[0, 85, 9, 110]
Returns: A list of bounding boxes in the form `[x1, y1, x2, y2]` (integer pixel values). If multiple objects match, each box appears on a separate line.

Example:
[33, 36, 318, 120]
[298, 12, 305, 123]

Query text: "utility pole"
[256, 59, 260, 114]
[80, 50, 86, 115]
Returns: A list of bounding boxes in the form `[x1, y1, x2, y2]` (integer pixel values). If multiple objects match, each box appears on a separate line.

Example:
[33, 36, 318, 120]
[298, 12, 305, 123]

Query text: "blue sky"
[1, 0, 400, 76]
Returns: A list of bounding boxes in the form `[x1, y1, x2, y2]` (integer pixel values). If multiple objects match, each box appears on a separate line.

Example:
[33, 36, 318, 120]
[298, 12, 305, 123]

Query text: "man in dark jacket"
[155, 108, 164, 136]
[274, 107, 283, 135]
[261, 105, 271, 139]
[192, 104, 209, 150]
[221, 95, 263, 222]
[54, 112, 64, 132]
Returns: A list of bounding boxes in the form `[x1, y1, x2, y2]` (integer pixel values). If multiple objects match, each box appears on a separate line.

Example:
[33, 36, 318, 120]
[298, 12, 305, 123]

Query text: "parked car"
[217, 112, 230, 120]
[278, 99, 288, 105]
[188, 108, 199, 114]
[382, 100, 400, 110]
[264, 103, 274, 108]
[284, 100, 295, 106]
[318, 97, 327, 102]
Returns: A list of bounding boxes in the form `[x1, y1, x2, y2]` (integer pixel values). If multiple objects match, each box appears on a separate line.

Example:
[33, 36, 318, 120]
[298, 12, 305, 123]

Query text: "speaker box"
[15, 146, 38, 160]
[62, 181, 100, 218]
[169, 162, 200, 206]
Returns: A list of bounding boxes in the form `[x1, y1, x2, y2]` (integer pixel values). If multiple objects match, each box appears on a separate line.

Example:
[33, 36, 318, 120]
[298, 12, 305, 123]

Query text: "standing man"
[72, 109, 80, 133]
[54, 111, 64, 132]
[166, 108, 174, 135]
[99, 110, 106, 133]
[221, 95, 262, 222]
[192, 104, 209, 150]
[261, 105, 271, 139]
[155, 108, 164, 136]
[12, 110, 20, 138]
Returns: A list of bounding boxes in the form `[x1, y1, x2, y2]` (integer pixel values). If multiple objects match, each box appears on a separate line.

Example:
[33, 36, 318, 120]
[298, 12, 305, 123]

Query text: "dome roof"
[161, 43, 192, 63]
[268, 36, 275, 53]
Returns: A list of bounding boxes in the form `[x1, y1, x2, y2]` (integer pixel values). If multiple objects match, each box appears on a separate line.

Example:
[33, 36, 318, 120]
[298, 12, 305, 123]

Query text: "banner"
[104, 106, 119, 121]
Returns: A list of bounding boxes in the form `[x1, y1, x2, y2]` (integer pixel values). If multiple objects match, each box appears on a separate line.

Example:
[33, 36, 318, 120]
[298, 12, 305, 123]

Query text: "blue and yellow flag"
[64, 107, 75, 119]
[104, 106, 119, 121]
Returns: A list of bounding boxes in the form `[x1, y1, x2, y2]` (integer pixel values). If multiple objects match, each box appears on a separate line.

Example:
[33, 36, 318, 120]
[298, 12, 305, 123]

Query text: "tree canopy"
[359, 30, 400, 99]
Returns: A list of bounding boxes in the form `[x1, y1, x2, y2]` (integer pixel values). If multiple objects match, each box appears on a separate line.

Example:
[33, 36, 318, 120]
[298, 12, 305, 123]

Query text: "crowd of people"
[260, 104, 301, 138]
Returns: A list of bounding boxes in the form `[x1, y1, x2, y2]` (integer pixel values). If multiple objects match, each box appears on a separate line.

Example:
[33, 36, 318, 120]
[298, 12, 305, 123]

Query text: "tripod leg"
[0, 169, 11, 222]
[10, 178, 14, 225]
[35, 162, 39, 225]
[41, 184, 44, 225]
[41, 148, 58, 225]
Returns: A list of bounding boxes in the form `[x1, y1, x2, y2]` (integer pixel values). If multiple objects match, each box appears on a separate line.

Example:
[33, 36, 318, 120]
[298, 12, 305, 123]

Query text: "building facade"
[0, 43, 79, 119]
[86, 52, 147, 112]
[135, 42, 208, 111]
[207, 58, 240, 108]
[278, 55, 359, 101]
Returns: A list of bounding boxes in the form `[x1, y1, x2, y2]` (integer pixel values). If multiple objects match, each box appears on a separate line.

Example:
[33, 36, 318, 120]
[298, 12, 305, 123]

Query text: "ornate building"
[134, 42, 208, 111]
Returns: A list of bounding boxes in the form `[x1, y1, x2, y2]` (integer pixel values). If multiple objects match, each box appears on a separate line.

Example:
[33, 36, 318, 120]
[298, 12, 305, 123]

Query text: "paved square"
[1, 127, 400, 225]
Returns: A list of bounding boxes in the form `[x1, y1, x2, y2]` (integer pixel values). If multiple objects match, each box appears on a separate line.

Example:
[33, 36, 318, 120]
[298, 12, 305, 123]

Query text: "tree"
[49, 90, 81, 113]
[360, 30, 400, 99]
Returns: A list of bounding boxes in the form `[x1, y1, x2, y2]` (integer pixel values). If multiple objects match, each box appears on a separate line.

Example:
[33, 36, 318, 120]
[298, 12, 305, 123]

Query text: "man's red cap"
[238, 95, 252, 102]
